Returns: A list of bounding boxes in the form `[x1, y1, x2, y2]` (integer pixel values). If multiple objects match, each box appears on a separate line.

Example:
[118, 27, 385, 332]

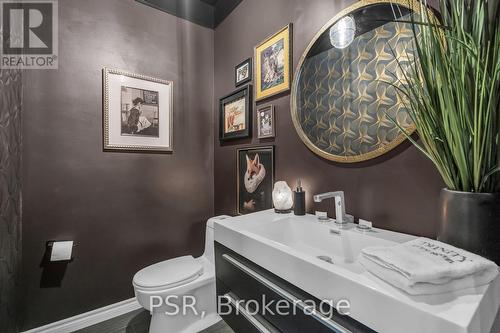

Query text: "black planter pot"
[439, 188, 500, 264]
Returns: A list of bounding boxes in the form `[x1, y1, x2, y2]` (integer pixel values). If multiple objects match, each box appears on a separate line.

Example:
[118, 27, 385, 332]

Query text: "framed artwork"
[237, 146, 274, 215]
[254, 24, 292, 102]
[103, 67, 173, 152]
[219, 85, 252, 141]
[257, 105, 275, 138]
[235, 58, 252, 86]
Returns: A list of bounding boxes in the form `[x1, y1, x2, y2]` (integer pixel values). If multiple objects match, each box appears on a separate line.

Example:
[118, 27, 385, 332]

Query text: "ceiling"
[136, 0, 243, 29]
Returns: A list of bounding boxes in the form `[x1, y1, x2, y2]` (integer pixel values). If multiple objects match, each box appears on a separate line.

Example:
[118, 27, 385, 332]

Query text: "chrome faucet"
[313, 191, 347, 224]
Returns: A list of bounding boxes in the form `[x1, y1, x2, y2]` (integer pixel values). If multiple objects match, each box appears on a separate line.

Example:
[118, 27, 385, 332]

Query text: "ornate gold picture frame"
[103, 67, 173, 152]
[254, 24, 292, 102]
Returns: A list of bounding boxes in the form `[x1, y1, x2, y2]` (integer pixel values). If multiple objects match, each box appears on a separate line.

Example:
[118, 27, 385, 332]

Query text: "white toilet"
[133, 216, 230, 333]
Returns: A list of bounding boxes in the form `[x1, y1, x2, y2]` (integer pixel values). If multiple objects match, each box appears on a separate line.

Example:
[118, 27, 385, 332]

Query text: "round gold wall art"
[291, 0, 434, 163]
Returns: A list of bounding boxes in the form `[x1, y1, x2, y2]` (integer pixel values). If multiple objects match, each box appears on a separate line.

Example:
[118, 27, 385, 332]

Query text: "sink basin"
[214, 210, 500, 333]
[246, 215, 408, 269]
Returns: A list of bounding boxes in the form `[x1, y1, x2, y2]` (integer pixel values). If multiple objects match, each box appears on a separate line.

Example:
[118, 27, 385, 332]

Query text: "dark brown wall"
[213, 0, 444, 237]
[21, 0, 214, 330]
[0, 69, 22, 333]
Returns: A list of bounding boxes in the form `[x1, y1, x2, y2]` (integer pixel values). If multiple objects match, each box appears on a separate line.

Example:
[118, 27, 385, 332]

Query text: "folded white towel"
[359, 255, 497, 295]
[359, 238, 499, 295]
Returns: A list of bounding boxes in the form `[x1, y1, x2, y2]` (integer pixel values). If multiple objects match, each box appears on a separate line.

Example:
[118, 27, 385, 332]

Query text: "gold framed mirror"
[291, 0, 434, 163]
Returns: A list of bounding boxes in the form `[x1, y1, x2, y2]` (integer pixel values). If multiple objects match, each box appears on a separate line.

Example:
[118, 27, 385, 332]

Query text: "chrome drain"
[317, 255, 333, 264]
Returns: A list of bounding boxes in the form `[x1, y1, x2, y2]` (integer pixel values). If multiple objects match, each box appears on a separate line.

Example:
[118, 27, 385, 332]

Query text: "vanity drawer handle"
[223, 293, 277, 333]
[222, 254, 352, 333]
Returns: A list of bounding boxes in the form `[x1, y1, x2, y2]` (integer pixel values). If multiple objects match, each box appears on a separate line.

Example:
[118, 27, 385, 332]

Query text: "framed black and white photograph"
[237, 146, 274, 215]
[219, 85, 252, 141]
[103, 67, 173, 152]
[235, 58, 252, 86]
[257, 105, 275, 139]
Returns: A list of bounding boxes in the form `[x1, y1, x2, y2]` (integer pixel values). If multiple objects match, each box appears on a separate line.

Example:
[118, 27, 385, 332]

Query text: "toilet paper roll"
[50, 241, 73, 261]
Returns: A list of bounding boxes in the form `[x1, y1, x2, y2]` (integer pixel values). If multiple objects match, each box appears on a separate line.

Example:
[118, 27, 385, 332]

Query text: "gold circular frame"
[290, 0, 433, 163]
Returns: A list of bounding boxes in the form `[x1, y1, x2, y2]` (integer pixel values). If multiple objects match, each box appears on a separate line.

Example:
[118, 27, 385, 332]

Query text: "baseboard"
[22, 298, 142, 333]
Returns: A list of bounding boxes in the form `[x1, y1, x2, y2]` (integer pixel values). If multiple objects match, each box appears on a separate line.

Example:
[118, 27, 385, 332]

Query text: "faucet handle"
[356, 219, 373, 231]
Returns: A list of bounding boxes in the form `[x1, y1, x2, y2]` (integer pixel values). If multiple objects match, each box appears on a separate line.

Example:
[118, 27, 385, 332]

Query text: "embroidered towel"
[359, 238, 499, 295]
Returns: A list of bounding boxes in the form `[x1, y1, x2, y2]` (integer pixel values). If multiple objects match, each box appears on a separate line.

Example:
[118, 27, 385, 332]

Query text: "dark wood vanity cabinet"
[215, 242, 375, 333]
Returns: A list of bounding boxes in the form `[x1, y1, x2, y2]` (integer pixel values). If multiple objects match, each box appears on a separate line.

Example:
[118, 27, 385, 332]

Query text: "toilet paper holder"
[46, 241, 77, 248]
[46, 240, 77, 262]
[41, 241, 76, 288]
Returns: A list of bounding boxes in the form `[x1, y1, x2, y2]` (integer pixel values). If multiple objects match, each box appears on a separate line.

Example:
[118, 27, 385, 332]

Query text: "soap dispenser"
[293, 179, 306, 216]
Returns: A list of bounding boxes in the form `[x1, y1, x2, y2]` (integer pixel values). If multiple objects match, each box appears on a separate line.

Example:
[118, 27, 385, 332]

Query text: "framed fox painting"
[237, 146, 275, 215]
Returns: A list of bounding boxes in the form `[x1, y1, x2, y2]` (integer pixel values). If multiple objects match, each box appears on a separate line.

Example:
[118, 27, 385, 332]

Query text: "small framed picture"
[219, 85, 252, 141]
[102, 67, 173, 152]
[257, 105, 275, 139]
[254, 24, 292, 101]
[235, 58, 252, 86]
[237, 146, 274, 215]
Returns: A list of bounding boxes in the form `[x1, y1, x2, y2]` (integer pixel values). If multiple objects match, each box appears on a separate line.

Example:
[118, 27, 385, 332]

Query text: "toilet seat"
[133, 255, 204, 291]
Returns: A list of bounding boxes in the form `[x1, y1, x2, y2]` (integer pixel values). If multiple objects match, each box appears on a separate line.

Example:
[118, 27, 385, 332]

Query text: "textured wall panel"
[0, 68, 22, 333]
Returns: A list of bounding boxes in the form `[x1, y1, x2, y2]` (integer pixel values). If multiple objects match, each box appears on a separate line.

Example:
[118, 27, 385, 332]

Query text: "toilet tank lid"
[133, 255, 203, 290]
[207, 215, 231, 229]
